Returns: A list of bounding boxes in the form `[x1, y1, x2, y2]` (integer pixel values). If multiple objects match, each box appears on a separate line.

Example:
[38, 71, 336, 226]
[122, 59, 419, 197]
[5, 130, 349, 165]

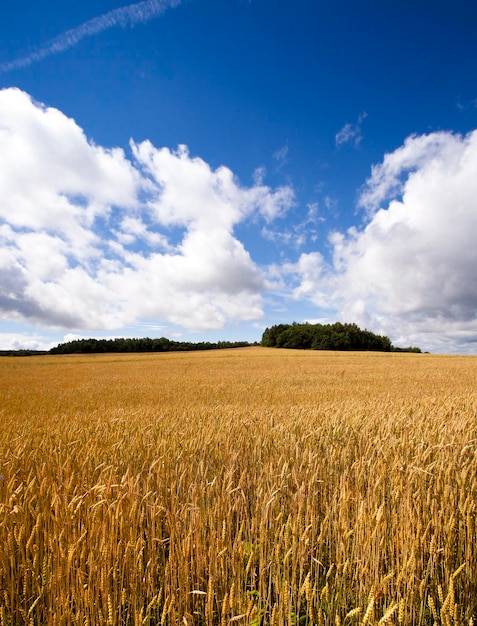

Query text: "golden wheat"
[0, 348, 476, 624]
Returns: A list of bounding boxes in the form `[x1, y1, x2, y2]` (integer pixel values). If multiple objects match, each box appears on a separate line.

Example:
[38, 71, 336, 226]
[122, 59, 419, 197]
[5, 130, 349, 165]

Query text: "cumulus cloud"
[0, 0, 181, 73]
[283, 129, 477, 353]
[0, 333, 57, 352]
[0, 88, 294, 334]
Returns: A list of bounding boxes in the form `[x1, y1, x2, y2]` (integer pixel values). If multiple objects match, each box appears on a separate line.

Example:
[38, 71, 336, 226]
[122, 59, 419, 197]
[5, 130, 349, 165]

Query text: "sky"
[1, 0, 477, 353]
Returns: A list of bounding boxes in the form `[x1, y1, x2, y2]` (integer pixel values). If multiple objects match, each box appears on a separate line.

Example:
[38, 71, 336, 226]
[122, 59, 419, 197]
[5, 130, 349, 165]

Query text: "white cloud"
[357, 131, 461, 214]
[262, 202, 324, 249]
[0, 88, 139, 247]
[273, 144, 289, 166]
[335, 112, 367, 148]
[0, 333, 57, 352]
[132, 141, 294, 226]
[0, 88, 294, 334]
[253, 166, 266, 186]
[0, 0, 181, 73]
[114, 216, 172, 249]
[283, 129, 477, 353]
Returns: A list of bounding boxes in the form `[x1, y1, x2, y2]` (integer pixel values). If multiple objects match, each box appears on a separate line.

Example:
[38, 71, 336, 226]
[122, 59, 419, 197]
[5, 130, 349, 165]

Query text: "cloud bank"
[0, 88, 294, 334]
[2, 88, 477, 353]
[0, 0, 181, 73]
[286, 129, 477, 353]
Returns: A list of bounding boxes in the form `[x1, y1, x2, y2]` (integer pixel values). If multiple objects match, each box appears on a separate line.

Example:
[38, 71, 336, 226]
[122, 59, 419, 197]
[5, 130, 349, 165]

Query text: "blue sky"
[1, 0, 477, 353]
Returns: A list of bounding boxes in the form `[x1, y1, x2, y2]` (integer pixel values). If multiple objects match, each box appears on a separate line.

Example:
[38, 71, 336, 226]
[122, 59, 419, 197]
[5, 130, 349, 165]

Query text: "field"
[0, 347, 476, 625]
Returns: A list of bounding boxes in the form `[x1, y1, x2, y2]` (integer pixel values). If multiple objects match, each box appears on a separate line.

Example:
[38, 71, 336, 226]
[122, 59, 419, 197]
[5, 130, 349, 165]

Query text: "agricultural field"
[0, 347, 476, 625]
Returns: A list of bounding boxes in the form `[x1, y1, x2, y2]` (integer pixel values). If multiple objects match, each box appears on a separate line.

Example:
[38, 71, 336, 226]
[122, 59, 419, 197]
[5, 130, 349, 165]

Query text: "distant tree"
[49, 337, 252, 355]
[276, 323, 315, 349]
[392, 346, 422, 353]
[261, 322, 396, 352]
[261, 324, 292, 347]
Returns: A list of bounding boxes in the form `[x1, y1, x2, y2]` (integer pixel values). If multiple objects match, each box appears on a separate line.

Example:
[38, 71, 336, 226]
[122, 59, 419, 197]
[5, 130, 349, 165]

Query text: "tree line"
[49, 337, 253, 355]
[1, 324, 422, 356]
[261, 322, 421, 352]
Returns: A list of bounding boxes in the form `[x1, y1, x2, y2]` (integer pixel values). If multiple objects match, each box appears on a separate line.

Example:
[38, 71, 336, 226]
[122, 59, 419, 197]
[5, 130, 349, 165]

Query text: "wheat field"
[0, 347, 476, 625]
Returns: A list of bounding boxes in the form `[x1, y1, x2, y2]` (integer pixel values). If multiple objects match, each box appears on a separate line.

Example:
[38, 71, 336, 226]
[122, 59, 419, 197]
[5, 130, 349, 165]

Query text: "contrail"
[0, 0, 181, 73]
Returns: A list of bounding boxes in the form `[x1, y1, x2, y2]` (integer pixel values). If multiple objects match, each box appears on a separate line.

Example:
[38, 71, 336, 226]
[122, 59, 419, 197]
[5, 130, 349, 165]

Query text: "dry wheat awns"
[0, 348, 476, 624]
